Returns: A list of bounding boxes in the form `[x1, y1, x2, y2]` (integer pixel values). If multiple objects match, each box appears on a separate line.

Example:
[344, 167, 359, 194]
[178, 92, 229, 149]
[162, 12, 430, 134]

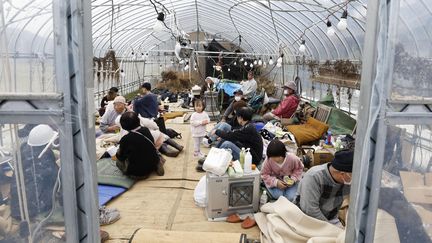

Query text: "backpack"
[248, 94, 264, 113]
[165, 128, 182, 139]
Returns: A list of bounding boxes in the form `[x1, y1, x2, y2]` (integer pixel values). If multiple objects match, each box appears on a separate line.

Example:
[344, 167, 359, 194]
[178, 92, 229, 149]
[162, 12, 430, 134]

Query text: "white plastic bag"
[194, 175, 207, 207]
[203, 147, 232, 176]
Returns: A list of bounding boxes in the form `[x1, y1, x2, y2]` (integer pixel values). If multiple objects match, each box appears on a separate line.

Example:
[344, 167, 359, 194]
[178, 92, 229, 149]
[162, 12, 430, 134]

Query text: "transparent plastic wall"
[0, 123, 65, 242]
[372, 0, 432, 241]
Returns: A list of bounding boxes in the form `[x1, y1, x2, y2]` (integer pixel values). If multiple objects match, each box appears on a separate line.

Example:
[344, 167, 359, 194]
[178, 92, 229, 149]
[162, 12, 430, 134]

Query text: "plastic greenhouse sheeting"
[327, 108, 356, 136]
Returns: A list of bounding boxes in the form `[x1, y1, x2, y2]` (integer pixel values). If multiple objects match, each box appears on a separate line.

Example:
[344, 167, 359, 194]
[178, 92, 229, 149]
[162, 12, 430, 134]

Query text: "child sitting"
[190, 99, 210, 158]
[260, 139, 304, 201]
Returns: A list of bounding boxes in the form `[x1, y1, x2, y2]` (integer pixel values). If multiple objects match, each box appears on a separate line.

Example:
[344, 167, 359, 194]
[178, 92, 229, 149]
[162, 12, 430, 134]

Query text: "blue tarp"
[216, 81, 242, 96]
[98, 184, 127, 206]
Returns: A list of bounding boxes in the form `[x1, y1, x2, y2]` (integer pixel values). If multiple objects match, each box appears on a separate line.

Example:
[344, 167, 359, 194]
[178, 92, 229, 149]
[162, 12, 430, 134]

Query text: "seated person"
[241, 71, 258, 100]
[115, 115, 183, 158]
[11, 125, 59, 220]
[214, 107, 263, 165]
[99, 87, 118, 116]
[200, 76, 217, 97]
[134, 82, 159, 119]
[261, 139, 304, 201]
[99, 96, 128, 134]
[115, 111, 164, 179]
[221, 89, 248, 123]
[294, 149, 354, 224]
[263, 81, 299, 122]
[204, 100, 248, 146]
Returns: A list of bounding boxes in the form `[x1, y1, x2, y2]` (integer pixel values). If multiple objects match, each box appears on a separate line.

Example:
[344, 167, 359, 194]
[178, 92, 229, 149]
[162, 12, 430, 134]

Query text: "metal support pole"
[346, 0, 382, 242]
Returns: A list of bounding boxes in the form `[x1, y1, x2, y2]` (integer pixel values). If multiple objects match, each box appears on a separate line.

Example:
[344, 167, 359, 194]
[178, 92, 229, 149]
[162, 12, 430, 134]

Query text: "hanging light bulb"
[253, 60, 258, 65]
[326, 20, 335, 37]
[299, 40, 306, 53]
[249, 63, 253, 68]
[240, 57, 244, 62]
[263, 62, 267, 68]
[141, 53, 146, 60]
[120, 69, 125, 77]
[277, 54, 283, 64]
[159, 64, 162, 69]
[170, 59, 174, 64]
[234, 61, 237, 66]
[194, 65, 197, 70]
[228, 68, 231, 72]
[244, 61, 248, 66]
[184, 64, 189, 71]
[276, 62, 282, 68]
[258, 58, 263, 66]
[337, 10, 348, 31]
[153, 12, 166, 32]
[269, 56, 274, 65]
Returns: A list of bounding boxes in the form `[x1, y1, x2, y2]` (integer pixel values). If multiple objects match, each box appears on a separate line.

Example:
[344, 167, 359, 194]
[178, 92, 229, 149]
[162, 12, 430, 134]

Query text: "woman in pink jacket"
[263, 81, 300, 122]
[261, 139, 304, 201]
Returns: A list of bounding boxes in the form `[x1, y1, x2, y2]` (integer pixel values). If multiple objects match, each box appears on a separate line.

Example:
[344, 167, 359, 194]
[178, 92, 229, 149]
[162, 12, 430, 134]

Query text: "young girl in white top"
[190, 99, 210, 158]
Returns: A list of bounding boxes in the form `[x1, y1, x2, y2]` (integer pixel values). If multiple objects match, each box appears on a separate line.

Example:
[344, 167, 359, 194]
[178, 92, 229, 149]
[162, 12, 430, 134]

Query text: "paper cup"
[106, 146, 118, 157]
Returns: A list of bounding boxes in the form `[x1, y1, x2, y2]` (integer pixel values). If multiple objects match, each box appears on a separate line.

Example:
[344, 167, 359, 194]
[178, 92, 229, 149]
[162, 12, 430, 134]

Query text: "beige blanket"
[255, 197, 343, 243]
[255, 197, 400, 243]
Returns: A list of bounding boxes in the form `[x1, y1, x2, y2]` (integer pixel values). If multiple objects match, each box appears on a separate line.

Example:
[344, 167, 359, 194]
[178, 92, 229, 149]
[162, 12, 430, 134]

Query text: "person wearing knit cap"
[262, 81, 300, 123]
[294, 149, 354, 224]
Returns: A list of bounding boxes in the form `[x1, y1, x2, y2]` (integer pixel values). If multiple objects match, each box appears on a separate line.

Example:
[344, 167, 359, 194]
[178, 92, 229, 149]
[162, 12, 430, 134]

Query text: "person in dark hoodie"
[215, 107, 263, 165]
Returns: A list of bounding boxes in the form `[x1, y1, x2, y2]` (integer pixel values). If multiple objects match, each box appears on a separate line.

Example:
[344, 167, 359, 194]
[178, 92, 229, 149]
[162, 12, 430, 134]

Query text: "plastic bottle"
[260, 191, 268, 207]
[244, 148, 252, 174]
[326, 130, 332, 145]
[239, 147, 246, 167]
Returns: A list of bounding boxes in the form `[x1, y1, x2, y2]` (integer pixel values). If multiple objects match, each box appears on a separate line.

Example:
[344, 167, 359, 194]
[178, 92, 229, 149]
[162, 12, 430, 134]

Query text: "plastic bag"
[203, 147, 232, 176]
[194, 175, 207, 207]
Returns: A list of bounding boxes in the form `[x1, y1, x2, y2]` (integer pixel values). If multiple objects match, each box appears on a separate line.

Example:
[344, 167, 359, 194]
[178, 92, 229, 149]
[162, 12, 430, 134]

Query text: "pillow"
[286, 117, 329, 146]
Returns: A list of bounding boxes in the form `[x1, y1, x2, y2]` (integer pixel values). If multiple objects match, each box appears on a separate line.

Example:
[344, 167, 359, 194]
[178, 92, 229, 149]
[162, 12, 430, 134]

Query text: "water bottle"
[326, 130, 332, 145]
[260, 191, 268, 207]
[239, 147, 246, 167]
[244, 148, 252, 174]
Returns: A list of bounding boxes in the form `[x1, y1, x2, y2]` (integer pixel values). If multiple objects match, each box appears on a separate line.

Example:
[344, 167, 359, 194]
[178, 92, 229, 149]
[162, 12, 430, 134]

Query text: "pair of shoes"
[100, 230, 110, 242]
[99, 206, 120, 226]
[156, 162, 165, 176]
[195, 164, 205, 172]
[226, 213, 242, 223]
[193, 151, 205, 158]
[241, 216, 256, 229]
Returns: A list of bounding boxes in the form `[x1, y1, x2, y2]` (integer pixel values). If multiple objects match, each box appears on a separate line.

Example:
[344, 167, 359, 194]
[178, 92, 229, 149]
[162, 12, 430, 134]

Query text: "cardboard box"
[308, 149, 335, 166]
[400, 171, 432, 204]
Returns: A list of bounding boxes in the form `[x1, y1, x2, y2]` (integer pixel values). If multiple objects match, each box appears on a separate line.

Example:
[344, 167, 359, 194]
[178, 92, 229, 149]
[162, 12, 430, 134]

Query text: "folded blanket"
[97, 158, 135, 189]
[255, 197, 343, 243]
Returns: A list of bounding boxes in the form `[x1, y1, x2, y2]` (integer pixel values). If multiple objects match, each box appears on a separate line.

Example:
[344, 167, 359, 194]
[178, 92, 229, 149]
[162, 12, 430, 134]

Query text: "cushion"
[286, 117, 329, 146]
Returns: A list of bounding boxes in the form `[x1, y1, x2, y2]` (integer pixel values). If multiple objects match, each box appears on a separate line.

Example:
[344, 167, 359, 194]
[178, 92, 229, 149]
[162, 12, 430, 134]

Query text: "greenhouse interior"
[0, 0, 431, 242]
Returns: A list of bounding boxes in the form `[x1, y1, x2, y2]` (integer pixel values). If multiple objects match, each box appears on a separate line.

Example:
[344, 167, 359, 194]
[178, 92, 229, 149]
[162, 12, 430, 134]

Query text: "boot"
[165, 138, 184, 152]
[159, 143, 180, 157]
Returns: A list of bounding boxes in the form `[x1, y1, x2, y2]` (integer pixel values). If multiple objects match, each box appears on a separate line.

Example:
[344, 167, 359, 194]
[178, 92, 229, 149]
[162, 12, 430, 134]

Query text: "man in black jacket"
[115, 111, 164, 179]
[215, 107, 263, 165]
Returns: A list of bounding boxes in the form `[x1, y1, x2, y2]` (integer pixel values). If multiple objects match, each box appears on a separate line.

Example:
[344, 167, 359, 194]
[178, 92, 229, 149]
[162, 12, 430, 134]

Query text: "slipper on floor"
[241, 216, 256, 229]
[226, 213, 242, 223]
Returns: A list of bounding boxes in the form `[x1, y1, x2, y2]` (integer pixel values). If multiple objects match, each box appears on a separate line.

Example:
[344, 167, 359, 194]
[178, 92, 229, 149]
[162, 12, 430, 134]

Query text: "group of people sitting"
[98, 82, 185, 179]
[97, 72, 354, 227]
[188, 73, 354, 226]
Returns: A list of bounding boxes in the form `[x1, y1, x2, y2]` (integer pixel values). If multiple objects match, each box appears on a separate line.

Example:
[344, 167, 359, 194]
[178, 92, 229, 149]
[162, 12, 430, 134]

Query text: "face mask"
[283, 90, 289, 95]
[234, 96, 241, 101]
[342, 173, 352, 185]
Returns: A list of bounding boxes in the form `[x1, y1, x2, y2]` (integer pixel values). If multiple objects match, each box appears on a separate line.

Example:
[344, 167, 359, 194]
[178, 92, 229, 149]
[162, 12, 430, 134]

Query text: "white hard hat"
[28, 125, 58, 147]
